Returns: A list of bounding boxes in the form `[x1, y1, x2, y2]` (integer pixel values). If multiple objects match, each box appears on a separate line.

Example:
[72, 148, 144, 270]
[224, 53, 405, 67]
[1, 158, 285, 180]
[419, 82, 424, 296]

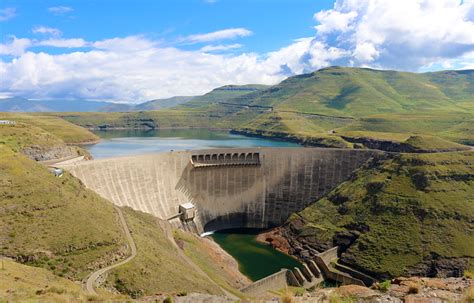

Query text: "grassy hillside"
[232, 67, 473, 147]
[105, 208, 223, 298]
[282, 151, 474, 279]
[48, 67, 473, 150]
[0, 113, 99, 144]
[234, 67, 472, 116]
[0, 122, 90, 161]
[0, 145, 127, 280]
[0, 259, 126, 302]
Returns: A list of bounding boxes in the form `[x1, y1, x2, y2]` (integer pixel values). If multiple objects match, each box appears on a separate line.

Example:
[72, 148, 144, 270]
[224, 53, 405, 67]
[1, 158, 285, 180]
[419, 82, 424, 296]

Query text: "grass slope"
[0, 145, 127, 280]
[105, 208, 222, 298]
[0, 259, 126, 302]
[0, 113, 99, 144]
[50, 67, 473, 149]
[0, 122, 90, 161]
[285, 151, 474, 279]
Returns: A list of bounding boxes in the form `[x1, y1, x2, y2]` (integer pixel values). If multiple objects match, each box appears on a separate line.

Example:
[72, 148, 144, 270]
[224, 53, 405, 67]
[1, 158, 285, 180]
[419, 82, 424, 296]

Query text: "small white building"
[0, 120, 16, 125]
[179, 202, 195, 221]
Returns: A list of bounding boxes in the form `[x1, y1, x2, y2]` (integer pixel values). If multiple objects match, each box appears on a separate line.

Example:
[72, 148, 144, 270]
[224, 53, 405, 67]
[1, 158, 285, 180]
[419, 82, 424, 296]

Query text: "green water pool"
[210, 228, 303, 281]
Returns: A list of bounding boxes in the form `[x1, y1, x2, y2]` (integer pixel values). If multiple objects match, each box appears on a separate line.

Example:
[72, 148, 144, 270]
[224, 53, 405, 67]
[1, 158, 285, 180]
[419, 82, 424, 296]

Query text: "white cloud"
[48, 6, 73, 15]
[0, 37, 31, 56]
[37, 38, 88, 48]
[184, 28, 252, 43]
[0, 7, 16, 21]
[200, 44, 242, 52]
[92, 36, 156, 52]
[1, 0, 474, 102]
[32, 26, 62, 37]
[310, 0, 474, 69]
[314, 10, 357, 34]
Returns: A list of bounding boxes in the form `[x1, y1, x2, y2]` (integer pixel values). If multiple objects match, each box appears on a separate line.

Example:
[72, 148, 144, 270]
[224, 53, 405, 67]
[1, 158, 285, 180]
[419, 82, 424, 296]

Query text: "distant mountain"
[0, 95, 197, 113]
[134, 96, 195, 111]
[181, 84, 270, 109]
[0, 97, 117, 112]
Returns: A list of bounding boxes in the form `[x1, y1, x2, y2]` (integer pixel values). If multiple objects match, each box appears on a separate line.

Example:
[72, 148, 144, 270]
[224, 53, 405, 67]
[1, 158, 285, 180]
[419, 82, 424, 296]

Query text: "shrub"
[410, 171, 429, 190]
[294, 288, 305, 296]
[378, 280, 391, 292]
[163, 296, 173, 303]
[365, 182, 384, 195]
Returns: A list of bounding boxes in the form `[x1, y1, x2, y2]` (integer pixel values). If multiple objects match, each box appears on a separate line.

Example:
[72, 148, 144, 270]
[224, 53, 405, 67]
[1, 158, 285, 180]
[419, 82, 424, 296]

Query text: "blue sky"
[1, 0, 474, 102]
[1, 0, 334, 54]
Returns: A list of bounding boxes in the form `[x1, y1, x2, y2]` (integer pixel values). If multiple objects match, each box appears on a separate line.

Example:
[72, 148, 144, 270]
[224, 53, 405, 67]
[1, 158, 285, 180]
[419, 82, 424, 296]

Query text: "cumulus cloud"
[184, 28, 252, 43]
[0, 7, 16, 21]
[310, 0, 474, 70]
[1, 0, 474, 102]
[32, 26, 62, 37]
[48, 6, 73, 15]
[0, 37, 31, 56]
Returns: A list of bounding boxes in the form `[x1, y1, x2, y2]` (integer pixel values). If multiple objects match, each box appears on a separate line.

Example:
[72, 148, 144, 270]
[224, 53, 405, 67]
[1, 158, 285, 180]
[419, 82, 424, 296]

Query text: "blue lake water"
[86, 128, 300, 158]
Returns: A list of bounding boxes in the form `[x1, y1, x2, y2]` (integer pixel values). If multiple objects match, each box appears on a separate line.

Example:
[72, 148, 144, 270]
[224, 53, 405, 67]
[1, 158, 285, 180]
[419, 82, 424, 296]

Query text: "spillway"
[58, 148, 380, 233]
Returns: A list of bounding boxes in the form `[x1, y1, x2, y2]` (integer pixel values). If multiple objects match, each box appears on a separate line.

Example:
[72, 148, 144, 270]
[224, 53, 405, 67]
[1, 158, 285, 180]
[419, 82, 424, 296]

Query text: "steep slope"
[0, 259, 126, 301]
[277, 151, 474, 279]
[0, 145, 127, 280]
[0, 122, 90, 161]
[230, 67, 472, 117]
[0, 113, 99, 144]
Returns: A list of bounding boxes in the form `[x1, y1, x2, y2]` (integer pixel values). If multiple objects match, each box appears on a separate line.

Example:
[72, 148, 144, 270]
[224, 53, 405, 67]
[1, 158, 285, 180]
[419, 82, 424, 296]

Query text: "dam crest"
[59, 148, 380, 233]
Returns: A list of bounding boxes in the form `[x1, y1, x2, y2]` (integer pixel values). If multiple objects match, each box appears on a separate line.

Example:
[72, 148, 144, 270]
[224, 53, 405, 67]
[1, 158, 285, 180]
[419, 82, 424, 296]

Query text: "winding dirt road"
[85, 206, 137, 295]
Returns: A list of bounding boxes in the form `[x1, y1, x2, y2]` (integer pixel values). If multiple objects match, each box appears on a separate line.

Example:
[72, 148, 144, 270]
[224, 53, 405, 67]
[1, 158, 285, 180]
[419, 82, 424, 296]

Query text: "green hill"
[0, 113, 99, 144]
[49, 67, 473, 149]
[281, 151, 474, 279]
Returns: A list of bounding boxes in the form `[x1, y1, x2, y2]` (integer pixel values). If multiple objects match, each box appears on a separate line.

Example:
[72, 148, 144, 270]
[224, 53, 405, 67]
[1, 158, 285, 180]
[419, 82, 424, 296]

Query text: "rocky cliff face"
[21, 145, 90, 161]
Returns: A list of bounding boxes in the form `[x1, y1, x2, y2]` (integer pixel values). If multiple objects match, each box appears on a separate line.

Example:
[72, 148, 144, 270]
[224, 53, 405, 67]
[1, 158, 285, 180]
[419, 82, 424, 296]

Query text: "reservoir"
[87, 128, 299, 159]
[86, 129, 303, 281]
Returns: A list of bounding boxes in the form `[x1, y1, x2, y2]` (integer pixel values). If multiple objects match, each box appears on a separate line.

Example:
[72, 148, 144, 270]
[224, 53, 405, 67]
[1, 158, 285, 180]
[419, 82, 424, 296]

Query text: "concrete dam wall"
[59, 148, 379, 233]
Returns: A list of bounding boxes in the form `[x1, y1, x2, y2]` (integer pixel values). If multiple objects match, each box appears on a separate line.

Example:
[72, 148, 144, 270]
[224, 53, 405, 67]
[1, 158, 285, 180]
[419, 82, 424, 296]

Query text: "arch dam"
[58, 148, 381, 234]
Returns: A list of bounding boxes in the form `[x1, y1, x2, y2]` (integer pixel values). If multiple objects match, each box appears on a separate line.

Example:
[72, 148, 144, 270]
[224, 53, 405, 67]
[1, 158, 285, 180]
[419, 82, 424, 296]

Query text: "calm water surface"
[211, 229, 303, 281]
[86, 129, 300, 159]
[86, 129, 302, 281]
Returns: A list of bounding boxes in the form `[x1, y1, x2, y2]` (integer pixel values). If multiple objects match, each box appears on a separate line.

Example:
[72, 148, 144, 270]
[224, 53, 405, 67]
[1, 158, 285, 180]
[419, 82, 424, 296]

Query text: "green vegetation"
[0, 259, 126, 302]
[0, 122, 89, 161]
[286, 151, 474, 278]
[0, 113, 99, 144]
[105, 208, 222, 298]
[49, 67, 473, 150]
[0, 145, 127, 280]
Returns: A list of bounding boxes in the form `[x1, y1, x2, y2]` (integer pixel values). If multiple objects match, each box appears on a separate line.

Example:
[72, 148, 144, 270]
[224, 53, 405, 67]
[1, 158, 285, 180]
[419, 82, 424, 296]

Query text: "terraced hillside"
[276, 151, 474, 279]
[232, 67, 474, 147]
[51, 67, 473, 150]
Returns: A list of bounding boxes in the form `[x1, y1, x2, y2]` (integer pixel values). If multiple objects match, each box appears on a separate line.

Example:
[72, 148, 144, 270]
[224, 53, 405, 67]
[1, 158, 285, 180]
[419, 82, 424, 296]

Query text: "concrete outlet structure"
[59, 148, 380, 234]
